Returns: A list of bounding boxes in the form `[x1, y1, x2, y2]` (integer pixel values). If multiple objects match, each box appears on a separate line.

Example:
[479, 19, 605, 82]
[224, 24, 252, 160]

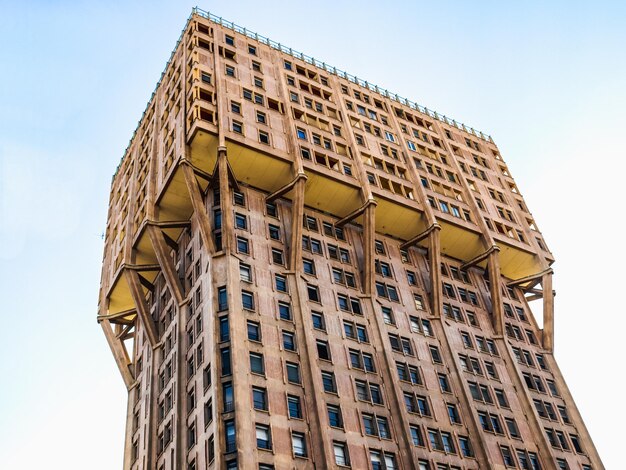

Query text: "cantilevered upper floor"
[100, 7, 554, 319]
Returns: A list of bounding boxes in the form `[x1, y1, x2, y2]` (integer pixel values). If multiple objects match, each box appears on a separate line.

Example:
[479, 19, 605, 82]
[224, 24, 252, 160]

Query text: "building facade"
[98, 8, 603, 470]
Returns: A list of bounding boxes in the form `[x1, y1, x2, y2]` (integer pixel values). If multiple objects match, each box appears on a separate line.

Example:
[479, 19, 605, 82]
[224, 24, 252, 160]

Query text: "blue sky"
[1, 1, 624, 468]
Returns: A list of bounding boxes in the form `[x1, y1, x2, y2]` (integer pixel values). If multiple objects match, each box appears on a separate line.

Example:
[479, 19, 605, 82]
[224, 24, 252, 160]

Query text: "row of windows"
[512, 346, 548, 371]
[505, 322, 538, 345]
[459, 354, 499, 380]
[442, 282, 480, 306]
[459, 330, 499, 357]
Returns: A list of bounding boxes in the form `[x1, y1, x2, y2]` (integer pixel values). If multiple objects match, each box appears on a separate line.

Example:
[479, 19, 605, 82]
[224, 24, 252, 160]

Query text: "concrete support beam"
[427, 225, 443, 316]
[147, 225, 185, 305]
[101, 319, 134, 389]
[182, 159, 216, 253]
[335, 198, 377, 228]
[542, 271, 554, 352]
[124, 269, 159, 348]
[487, 251, 505, 336]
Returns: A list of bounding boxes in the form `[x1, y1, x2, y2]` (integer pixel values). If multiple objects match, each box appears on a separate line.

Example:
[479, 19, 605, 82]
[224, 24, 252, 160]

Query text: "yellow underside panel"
[107, 268, 158, 315]
[189, 130, 219, 175]
[227, 141, 293, 193]
[498, 241, 541, 280]
[439, 220, 484, 263]
[107, 273, 134, 315]
[157, 166, 194, 222]
[304, 171, 362, 218]
[374, 196, 427, 240]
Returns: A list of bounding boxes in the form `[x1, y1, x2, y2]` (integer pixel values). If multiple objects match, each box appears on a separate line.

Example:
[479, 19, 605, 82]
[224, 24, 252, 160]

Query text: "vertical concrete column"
[217, 148, 233, 253]
[362, 202, 376, 296]
[542, 272, 554, 352]
[427, 226, 442, 316]
[288, 179, 306, 271]
[487, 249, 504, 336]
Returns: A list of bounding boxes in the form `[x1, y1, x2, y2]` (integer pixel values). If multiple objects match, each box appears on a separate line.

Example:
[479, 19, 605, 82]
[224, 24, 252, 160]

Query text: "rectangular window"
[252, 387, 267, 411]
[292, 432, 307, 457]
[247, 321, 261, 342]
[286, 362, 301, 384]
[322, 371, 336, 393]
[241, 291, 254, 310]
[256, 424, 271, 450]
[278, 301, 292, 320]
[287, 395, 302, 419]
[250, 352, 265, 375]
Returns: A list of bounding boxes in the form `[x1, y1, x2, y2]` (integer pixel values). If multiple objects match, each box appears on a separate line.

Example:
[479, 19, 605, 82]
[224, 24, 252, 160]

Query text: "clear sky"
[0, 1, 624, 468]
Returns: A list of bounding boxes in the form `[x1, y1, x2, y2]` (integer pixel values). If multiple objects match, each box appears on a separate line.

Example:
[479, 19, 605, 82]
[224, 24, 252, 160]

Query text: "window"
[317, 340, 332, 360]
[256, 424, 271, 450]
[369, 450, 398, 470]
[429, 345, 443, 364]
[241, 291, 254, 310]
[268, 300, 288, 322]
[410, 425, 425, 446]
[570, 434, 583, 454]
[259, 130, 270, 145]
[218, 286, 228, 311]
[225, 65, 235, 77]
[321, 371, 337, 393]
[459, 436, 474, 457]
[307, 284, 320, 302]
[355, 379, 383, 405]
[495, 389, 509, 408]
[234, 213, 247, 230]
[268, 224, 280, 240]
[225, 35, 234, 46]
[287, 395, 302, 418]
[231, 101, 241, 114]
[222, 382, 234, 413]
[333, 441, 349, 466]
[505, 417, 520, 438]
[248, 44, 257, 55]
[221, 348, 232, 376]
[250, 353, 265, 375]
[311, 311, 325, 330]
[439, 373, 451, 393]
[247, 321, 261, 342]
[219, 316, 230, 342]
[303, 258, 316, 275]
[275, 274, 288, 292]
[327, 405, 343, 428]
[500, 445, 515, 468]
[236, 236, 249, 254]
[282, 331, 296, 351]
[556, 458, 570, 470]
[292, 432, 307, 457]
[271, 248, 284, 265]
[376, 282, 399, 301]
[203, 399, 213, 427]
[253, 387, 267, 411]
[447, 404, 461, 424]
[224, 419, 236, 452]
[286, 362, 300, 384]
[240, 263, 252, 282]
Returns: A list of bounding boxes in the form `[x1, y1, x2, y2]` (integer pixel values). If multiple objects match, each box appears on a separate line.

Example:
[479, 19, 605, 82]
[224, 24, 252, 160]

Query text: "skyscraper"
[98, 7, 603, 470]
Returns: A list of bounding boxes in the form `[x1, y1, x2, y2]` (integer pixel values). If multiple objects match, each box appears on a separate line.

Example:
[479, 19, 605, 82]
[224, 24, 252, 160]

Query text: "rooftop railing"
[114, 7, 493, 179]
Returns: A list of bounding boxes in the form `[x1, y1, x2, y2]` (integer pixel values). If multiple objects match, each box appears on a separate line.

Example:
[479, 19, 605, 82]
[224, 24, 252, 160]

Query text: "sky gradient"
[1, 1, 624, 468]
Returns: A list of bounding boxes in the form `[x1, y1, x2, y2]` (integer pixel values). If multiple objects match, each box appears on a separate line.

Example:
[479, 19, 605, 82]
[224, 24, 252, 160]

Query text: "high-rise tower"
[98, 8, 603, 470]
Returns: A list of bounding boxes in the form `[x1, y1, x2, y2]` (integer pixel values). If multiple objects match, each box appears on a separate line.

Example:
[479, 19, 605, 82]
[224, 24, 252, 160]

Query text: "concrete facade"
[98, 8, 603, 470]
